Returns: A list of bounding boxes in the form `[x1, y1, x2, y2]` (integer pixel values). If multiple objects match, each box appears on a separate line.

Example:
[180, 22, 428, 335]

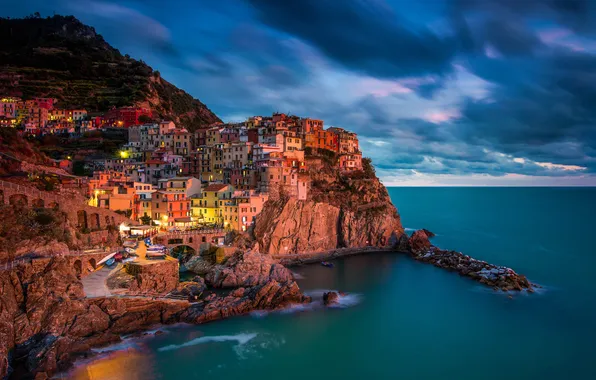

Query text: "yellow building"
[190, 183, 234, 225]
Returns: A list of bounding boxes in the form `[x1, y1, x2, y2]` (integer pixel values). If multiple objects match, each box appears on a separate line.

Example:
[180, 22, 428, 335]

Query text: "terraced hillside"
[0, 15, 221, 131]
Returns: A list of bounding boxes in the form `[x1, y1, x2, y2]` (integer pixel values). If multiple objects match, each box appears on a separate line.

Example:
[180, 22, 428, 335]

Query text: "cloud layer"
[6, 0, 596, 185]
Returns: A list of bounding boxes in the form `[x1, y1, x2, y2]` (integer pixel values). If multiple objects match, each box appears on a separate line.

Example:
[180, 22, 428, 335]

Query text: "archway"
[170, 245, 196, 260]
[89, 258, 97, 270]
[31, 198, 44, 208]
[73, 260, 82, 278]
[90, 213, 100, 229]
[77, 210, 88, 230]
[9, 194, 28, 208]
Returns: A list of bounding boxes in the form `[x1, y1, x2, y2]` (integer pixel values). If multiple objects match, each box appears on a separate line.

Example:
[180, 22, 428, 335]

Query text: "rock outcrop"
[184, 255, 215, 275]
[252, 155, 404, 255]
[407, 229, 535, 292]
[205, 250, 293, 288]
[124, 260, 179, 295]
[323, 291, 340, 306]
[0, 254, 312, 379]
[182, 280, 311, 324]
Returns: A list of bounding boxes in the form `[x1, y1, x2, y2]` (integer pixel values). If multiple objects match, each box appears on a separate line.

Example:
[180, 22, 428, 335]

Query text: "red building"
[33, 97, 56, 110]
[104, 107, 152, 127]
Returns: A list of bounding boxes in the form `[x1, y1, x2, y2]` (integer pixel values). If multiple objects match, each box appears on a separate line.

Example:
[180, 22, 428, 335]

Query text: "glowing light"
[119, 151, 129, 159]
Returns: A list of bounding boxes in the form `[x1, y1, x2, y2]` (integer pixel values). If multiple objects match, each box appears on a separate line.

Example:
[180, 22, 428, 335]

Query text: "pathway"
[82, 263, 121, 297]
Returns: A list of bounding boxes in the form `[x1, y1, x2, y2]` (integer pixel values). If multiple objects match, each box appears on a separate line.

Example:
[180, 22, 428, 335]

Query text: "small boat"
[146, 245, 166, 259]
[321, 261, 334, 268]
[124, 247, 136, 255]
[105, 258, 116, 267]
[114, 252, 123, 262]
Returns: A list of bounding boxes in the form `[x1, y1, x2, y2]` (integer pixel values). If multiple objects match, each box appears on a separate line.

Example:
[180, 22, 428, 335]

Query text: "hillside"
[0, 15, 221, 131]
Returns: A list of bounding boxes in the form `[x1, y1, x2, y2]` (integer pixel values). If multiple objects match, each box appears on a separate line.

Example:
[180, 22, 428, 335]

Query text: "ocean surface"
[67, 187, 596, 380]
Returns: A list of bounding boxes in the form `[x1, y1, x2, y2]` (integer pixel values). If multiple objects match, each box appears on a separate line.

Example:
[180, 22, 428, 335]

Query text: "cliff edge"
[253, 154, 404, 255]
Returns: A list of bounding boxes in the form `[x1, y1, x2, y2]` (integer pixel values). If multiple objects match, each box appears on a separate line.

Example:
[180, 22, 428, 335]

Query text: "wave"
[250, 290, 362, 318]
[305, 289, 363, 309]
[291, 271, 305, 280]
[157, 333, 258, 352]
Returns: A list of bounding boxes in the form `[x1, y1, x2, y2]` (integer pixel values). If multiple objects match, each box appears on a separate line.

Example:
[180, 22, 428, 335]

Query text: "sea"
[66, 187, 596, 380]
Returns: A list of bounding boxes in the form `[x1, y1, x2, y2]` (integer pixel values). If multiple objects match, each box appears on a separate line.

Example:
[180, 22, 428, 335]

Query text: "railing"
[160, 229, 224, 236]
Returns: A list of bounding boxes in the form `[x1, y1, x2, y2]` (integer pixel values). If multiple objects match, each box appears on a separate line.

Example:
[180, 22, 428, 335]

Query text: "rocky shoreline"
[407, 229, 537, 292]
[0, 256, 309, 379]
[1, 229, 539, 379]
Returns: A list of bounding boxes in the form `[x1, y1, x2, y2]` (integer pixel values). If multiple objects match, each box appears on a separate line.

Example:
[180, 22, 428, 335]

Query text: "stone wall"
[0, 179, 132, 231]
[29, 250, 111, 278]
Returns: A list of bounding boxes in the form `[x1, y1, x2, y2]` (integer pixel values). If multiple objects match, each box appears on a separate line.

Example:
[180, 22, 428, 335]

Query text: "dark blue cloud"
[4, 0, 596, 183]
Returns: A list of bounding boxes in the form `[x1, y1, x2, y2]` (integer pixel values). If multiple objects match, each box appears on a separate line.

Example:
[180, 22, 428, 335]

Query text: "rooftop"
[204, 183, 229, 192]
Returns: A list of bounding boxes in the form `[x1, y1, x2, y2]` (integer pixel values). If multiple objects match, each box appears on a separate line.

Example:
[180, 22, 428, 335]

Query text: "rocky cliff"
[253, 155, 404, 255]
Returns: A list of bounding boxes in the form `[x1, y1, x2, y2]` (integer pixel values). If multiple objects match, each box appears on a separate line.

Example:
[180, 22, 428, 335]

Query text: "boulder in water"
[323, 291, 340, 306]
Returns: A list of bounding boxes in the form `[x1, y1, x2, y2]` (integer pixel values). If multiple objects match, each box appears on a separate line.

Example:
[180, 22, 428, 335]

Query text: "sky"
[5, 0, 596, 186]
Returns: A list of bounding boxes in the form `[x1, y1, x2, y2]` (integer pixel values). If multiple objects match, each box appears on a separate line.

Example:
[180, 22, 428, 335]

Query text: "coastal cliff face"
[253, 157, 404, 255]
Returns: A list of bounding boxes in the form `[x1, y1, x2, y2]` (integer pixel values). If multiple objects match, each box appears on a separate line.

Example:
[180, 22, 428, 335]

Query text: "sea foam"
[157, 333, 258, 352]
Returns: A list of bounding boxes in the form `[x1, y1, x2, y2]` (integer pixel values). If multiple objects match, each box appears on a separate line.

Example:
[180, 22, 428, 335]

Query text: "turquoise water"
[68, 187, 596, 380]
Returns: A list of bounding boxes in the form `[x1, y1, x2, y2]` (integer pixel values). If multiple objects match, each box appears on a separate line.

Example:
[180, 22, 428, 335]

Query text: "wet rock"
[323, 292, 340, 306]
[407, 230, 535, 292]
[171, 277, 206, 298]
[184, 255, 215, 275]
[182, 280, 311, 324]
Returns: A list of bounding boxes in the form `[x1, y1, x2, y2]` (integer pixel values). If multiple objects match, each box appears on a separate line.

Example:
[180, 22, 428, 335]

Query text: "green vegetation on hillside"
[0, 14, 221, 131]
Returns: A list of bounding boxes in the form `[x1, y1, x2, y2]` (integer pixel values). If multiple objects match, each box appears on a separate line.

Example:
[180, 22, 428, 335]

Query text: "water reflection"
[67, 349, 156, 380]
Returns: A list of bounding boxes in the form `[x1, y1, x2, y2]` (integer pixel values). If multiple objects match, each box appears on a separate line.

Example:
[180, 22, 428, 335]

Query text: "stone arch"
[73, 259, 82, 277]
[77, 210, 88, 230]
[9, 193, 28, 208]
[89, 213, 100, 229]
[31, 198, 44, 208]
[89, 258, 97, 270]
[170, 245, 196, 258]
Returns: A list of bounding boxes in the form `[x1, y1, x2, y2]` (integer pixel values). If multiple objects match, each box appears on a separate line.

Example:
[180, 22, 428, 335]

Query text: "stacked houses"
[83, 113, 363, 232]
